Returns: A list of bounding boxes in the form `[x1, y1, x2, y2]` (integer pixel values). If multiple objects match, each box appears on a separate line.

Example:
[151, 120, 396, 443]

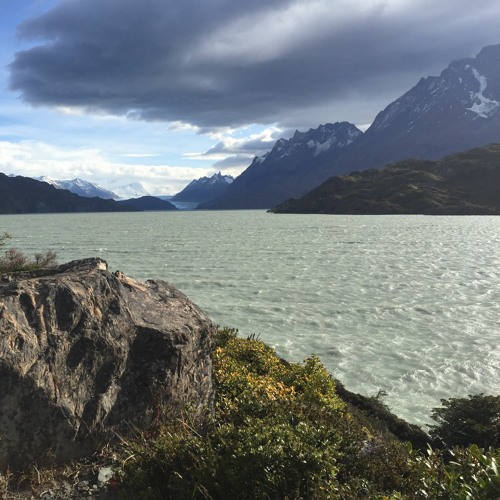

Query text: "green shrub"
[119, 329, 500, 499]
[429, 394, 500, 448]
[411, 444, 500, 499]
[121, 328, 346, 498]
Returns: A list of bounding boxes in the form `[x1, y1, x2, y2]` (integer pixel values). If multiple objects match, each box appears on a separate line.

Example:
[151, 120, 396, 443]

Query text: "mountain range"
[0, 173, 181, 213]
[36, 176, 154, 201]
[203, 44, 500, 209]
[0, 174, 138, 214]
[199, 122, 361, 209]
[37, 176, 120, 199]
[270, 144, 500, 215]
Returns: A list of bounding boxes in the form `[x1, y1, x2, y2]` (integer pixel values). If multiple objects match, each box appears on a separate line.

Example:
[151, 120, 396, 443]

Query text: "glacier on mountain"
[466, 67, 499, 118]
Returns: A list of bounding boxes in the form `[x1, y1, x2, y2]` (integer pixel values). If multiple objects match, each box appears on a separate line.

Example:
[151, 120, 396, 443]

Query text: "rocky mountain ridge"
[340, 44, 500, 172]
[205, 44, 500, 209]
[200, 122, 362, 209]
[172, 171, 234, 205]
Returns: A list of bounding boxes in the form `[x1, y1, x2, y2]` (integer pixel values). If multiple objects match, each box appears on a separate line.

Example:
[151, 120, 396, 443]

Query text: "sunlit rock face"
[0, 258, 215, 470]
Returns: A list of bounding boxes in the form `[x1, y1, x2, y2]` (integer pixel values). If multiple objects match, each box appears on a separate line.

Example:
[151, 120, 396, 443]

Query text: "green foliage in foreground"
[0, 232, 57, 272]
[120, 328, 500, 499]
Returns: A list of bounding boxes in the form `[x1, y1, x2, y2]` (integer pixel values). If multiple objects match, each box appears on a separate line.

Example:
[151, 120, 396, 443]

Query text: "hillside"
[117, 196, 177, 211]
[0, 174, 138, 214]
[270, 144, 500, 215]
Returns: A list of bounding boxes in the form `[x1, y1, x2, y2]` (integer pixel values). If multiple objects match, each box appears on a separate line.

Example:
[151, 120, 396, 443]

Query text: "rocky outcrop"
[0, 258, 215, 470]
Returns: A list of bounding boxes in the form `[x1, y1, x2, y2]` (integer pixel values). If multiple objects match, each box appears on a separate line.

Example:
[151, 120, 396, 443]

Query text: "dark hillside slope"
[270, 144, 500, 215]
[117, 196, 177, 211]
[0, 174, 138, 214]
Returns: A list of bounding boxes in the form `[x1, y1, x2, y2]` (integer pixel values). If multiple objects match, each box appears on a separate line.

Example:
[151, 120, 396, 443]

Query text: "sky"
[1, 0, 500, 196]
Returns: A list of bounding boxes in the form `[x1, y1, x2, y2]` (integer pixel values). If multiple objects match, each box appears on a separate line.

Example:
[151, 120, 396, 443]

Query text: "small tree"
[0, 233, 57, 273]
[33, 250, 58, 268]
[0, 248, 28, 272]
[429, 394, 500, 448]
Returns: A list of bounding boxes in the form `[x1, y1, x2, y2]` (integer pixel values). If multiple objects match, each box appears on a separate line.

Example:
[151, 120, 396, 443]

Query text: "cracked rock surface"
[0, 258, 215, 470]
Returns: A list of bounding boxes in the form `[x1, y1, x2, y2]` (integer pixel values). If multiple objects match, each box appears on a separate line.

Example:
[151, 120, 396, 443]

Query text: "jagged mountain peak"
[370, 43, 500, 133]
[187, 171, 234, 187]
[255, 122, 362, 164]
[201, 122, 363, 209]
[172, 171, 234, 204]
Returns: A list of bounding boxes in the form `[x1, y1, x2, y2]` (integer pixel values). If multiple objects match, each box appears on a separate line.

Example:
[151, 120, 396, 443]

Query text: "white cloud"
[183, 126, 284, 172]
[0, 140, 215, 195]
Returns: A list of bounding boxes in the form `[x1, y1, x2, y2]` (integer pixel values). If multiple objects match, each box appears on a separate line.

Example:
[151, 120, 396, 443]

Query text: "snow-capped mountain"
[111, 182, 151, 200]
[37, 176, 119, 199]
[172, 172, 234, 204]
[373, 46, 500, 130]
[340, 44, 500, 171]
[2, 174, 137, 213]
[203, 43, 500, 210]
[201, 122, 362, 209]
[260, 123, 361, 163]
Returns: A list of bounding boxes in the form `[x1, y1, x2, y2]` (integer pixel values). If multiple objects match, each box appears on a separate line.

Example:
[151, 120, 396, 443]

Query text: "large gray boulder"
[0, 258, 215, 470]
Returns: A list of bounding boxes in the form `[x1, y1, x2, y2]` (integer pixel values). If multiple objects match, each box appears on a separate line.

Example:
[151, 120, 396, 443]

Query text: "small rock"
[97, 466, 114, 486]
[77, 480, 90, 491]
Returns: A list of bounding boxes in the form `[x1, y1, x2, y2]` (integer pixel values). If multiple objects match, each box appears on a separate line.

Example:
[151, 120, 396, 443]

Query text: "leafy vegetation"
[0, 232, 57, 273]
[118, 328, 500, 499]
[429, 394, 500, 449]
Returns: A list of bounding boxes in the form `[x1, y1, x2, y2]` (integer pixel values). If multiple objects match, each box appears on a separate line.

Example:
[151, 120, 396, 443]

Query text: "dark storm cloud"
[9, 0, 500, 129]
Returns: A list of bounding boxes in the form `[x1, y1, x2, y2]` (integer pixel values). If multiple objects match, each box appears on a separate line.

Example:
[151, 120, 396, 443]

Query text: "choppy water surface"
[1, 211, 499, 426]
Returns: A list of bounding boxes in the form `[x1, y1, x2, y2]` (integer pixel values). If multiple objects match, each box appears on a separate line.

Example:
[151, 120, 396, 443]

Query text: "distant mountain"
[200, 122, 362, 209]
[204, 44, 500, 209]
[172, 172, 234, 205]
[112, 182, 151, 199]
[0, 174, 139, 214]
[37, 176, 119, 199]
[270, 144, 500, 215]
[117, 196, 177, 211]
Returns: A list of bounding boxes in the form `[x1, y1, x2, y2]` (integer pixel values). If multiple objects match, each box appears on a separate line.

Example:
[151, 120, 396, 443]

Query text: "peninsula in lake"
[270, 144, 500, 215]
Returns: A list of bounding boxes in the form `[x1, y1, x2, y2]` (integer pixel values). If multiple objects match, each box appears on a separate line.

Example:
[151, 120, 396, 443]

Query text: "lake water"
[1, 211, 498, 427]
